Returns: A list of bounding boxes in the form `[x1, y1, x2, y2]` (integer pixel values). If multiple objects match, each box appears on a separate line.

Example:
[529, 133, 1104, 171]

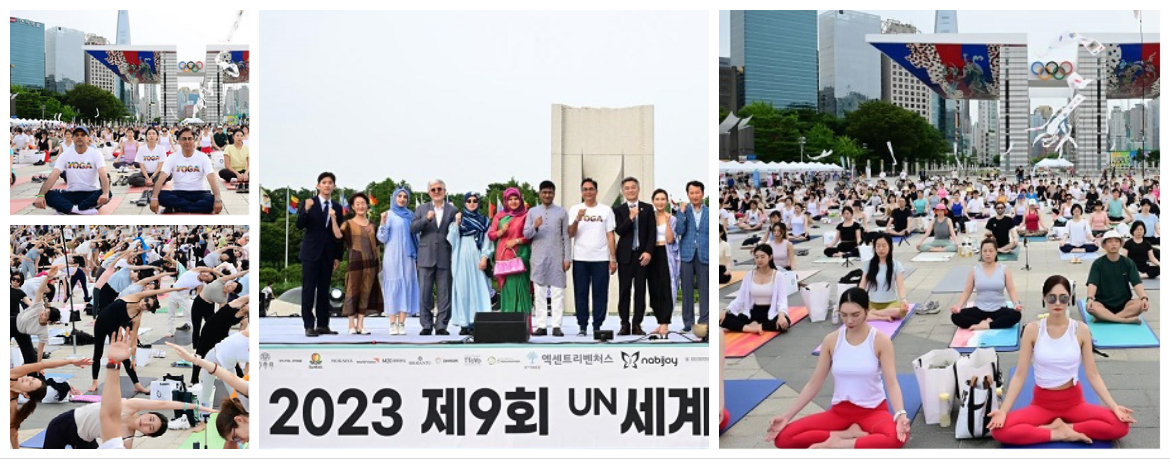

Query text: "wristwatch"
[893, 410, 908, 422]
[106, 359, 120, 370]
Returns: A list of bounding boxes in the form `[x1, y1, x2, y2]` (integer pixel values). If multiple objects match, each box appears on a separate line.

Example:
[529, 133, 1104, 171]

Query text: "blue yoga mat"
[890, 373, 922, 422]
[791, 234, 822, 245]
[721, 379, 784, 435]
[1025, 235, 1051, 243]
[951, 322, 1022, 353]
[1076, 300, 1159, 349]
[45, 373, 74, 381]
[19, 429, 72, 449]
[1001, 366, 1113, 449]
[1059, 252, 1101, 261]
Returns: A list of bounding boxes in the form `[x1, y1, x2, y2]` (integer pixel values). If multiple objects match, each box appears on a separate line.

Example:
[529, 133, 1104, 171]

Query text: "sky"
[719, 10, 1160, 117]
[260, 11, 709, 197]
[12, 10, 255, 89]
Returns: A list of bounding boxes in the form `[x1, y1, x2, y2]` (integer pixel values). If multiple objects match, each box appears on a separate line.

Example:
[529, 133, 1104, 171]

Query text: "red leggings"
[992, 384, 1129, 445]
[774, 400, 904, 449]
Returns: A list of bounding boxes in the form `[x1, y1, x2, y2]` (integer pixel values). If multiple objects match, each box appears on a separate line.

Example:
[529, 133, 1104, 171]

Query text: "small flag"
[289, 195, 299, 215]
[369, 193, 377, 206]
[261, 191, 271, 214]
[340, 191, 349, 213]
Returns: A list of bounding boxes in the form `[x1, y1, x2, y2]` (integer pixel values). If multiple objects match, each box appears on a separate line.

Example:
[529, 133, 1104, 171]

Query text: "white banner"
[258, 345, 710, 448]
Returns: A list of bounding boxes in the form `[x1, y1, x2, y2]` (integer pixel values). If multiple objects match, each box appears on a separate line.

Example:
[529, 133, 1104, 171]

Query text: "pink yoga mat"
[811, 303, 917, 355]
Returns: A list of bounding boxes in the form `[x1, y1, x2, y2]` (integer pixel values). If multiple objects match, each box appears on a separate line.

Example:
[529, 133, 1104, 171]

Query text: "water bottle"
[831, 304, 840, 325]
[939, 393, 952, 427]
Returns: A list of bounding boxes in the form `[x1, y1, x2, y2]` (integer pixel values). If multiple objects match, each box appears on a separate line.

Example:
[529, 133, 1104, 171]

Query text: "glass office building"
[730, 10, 817, 109]
[10, 17, 46, 89]
[46, 26, 86, 93]
[818, 10, 882, 117]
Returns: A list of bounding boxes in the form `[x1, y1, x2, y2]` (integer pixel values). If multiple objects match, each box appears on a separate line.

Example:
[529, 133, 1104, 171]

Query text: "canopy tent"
[720, 160, 844, 172]
[1032, 158, 1074, 170]
[180, 118, 207, 125]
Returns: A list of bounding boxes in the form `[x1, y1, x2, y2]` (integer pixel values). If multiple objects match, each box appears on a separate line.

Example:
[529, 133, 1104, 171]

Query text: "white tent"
[180, 118, 206, 125]
[1033, 158, 1074, 170]
[720, 160, 844, 172]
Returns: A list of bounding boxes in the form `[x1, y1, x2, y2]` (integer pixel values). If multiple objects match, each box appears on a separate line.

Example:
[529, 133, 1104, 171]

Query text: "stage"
[258, 315, 706, 345]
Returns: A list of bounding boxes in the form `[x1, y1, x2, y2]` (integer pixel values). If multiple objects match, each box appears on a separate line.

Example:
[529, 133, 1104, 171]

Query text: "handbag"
[493, 248, 526, 277]
[956, 375, 999, 439]
[913, 348, 961, 424]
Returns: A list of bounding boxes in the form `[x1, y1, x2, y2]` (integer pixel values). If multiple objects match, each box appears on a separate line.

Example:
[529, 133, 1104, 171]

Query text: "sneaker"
[348, 328, 357, 335]
[168, 416, 192, 431]
[420, 328, 432, 336]
[576, 330, 587, 337]
[919, 300, 942, 315]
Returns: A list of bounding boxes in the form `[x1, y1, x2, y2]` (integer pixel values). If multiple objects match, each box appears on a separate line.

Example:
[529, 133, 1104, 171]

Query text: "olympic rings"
[177, 61, 205, 72]
[1031, 61, 1073, 81]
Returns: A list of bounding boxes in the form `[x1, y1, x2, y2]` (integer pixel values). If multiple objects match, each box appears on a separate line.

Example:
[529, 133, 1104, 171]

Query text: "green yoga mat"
[178, 413, 228, 449]
[997, 250, 1019, 261]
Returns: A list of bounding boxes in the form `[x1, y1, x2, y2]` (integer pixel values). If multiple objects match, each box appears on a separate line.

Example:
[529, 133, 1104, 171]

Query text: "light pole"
[800, 136, 806, 163]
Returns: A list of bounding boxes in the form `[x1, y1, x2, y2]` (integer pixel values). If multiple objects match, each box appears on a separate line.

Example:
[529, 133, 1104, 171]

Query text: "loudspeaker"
[473, 312, 529, 343]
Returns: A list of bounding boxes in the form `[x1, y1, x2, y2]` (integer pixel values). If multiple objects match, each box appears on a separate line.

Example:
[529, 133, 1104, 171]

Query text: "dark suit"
[296, 195, 343, 330]
[411, 201, 458, 331]
[612, 200, 655, 328]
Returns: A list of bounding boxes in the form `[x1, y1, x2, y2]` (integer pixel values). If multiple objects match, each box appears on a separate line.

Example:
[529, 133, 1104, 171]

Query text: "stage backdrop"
[258, 344, 710, 448]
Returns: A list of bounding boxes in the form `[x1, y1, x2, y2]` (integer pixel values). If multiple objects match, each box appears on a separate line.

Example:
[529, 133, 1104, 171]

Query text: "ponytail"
[216, 396, 249, 439]
[12, 376, 47, 429]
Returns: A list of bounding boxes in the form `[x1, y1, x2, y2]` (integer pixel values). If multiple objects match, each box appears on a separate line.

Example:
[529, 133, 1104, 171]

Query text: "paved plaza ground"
[719, 182, 1160, 449]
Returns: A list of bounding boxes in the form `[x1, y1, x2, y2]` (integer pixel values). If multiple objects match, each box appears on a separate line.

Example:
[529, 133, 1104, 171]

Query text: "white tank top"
[749, 275, 773, 305]
[160, 136, 172, 150]
[200, 133, 212, 147]
[791, 214, 807, 236]
[1033, 318, 1081, 389]
[830, 326, 886, 408]
[655, 223, 666, 243]
[73, 401, 107, 441]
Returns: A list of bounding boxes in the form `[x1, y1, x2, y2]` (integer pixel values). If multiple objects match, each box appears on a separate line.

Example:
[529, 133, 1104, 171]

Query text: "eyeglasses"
[465, 199, 478, 204]
[582, 187, 596, 192]
[1044, 294, 1071, 305]
[179, 137, 195, 141]
[430, 187, 444, 192]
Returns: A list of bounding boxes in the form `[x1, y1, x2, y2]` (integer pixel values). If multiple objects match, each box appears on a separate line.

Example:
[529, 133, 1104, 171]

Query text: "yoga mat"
[889, 373, 922, 422]
[724, 270, 820, 299]
[93, 376, 157, 396]
[19, 429, 71, 449]
[911, 252, 955, 262]
[812, 304, 917, 355]
[951, 323, 1022, 353]
[154, 328, 194, 347]
[1025, 235, 1051, 243]
[1059, 252, 1101, 261]
[178, 413, 230, 448]
[719, 271, 745, 290]
[790, 235, 822, 245]
[1140, 278, 1159, 291]
[45, 373, 74, 381]
[1001, 366, 1113, 449]
[724, 307, 809, 358]
[720, 379, 785, 435]
[1076, 300, 1159, 349]
[997, 251, 1020, 262]
[10, 198, 36, 213]
[72, 394, 101, 403]
[932, 266, 972, 293]
[813, 257, 856, 264]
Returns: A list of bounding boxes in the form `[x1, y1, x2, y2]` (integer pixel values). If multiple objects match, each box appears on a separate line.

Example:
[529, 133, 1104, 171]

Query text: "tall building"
[1108, 105, 1126, 151]
[10, 17, 46, 89]
[116, 10, 131, 45]
[974, 100, 998, 163]
[1128, 104, 1151, 151]
[730, 10, 818, 109]
[45, 26, 86, 93]
[1149, 98, 1160, 151]
[719, 57, 742, 113]
[880, 19, 933, 122]
[933, 10, 960, 147]
[84, 34, 120, 98]
[818, 10, 882, 117]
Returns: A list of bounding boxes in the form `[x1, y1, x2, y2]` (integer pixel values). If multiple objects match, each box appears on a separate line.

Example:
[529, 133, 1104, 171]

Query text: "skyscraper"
[116, 10, 131, 45]
[975, 100, 998, 163]
[880, 19, 933, 122]
[719, 57, 742, 113]
[933, 10, 960, 147]
[10, 17, 46, 89]
[45, 26, 86, 93]
[730, 10, 817, 109]
[818, 10, 881, 117]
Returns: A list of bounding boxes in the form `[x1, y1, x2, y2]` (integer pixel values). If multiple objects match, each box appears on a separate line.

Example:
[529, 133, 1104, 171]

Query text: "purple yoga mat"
[811, 304, 917, 355]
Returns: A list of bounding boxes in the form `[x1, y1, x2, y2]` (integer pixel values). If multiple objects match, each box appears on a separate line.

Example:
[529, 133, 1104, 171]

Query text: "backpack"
[839, 269, 863, 284]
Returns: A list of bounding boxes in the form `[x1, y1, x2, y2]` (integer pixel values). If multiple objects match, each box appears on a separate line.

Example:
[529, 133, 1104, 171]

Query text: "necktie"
[324, 199, 331, 228]
[630, 203, 640, 251]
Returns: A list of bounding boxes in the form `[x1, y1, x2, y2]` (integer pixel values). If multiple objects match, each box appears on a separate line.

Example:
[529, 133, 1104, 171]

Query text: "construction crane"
[224, 10, 244, 43]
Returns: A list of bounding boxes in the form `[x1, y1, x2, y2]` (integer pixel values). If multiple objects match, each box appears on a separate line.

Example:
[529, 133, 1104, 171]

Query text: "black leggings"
[719, 265, 732, 284]
[91, 324, 138, 384]
[1136, 263, 1160, 279]
[950, 307, 1022, 329]
[720, 305, 789, 332]
[68, 269, 90, 302]
[43, 410, 99, 449]
[824, 241, 859, 258]
[96, 284, 118, 316]
[647, 246, 673, 325]
[11, 315, 37, 367]
[192, 305, 243, 384]
[191, 294, 216, 350]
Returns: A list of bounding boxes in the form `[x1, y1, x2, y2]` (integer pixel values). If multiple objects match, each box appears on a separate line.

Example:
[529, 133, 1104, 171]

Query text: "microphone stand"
[62, 230, 83, 360]
[1022, 234, 1031, 271]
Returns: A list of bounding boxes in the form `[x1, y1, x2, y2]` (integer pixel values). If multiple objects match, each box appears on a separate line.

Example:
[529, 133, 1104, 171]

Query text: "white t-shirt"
[137, 143, 166, 174]
[569, 203, 616, 262]
[173, 270, 204, 290]
[53, 147, 106, 192]
[1066, 219, 1092, 246]
[214, 331, 250, 370]
[13, 133, 32, 149]
[162, 152, 213, 191]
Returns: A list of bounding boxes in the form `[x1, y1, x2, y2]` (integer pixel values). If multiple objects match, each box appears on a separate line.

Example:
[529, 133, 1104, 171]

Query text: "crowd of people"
[9, 225, 251, 449]
[10, 123, 250, 214]
[292, 173, 710, 338]
[717, 167, 1158, 448]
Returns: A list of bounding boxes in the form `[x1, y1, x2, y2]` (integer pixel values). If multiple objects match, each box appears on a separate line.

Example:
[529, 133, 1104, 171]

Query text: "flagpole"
[285, 188, 290, 268]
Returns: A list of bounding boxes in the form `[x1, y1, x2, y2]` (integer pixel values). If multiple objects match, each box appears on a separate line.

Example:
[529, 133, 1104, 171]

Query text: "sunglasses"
[1044, 294, 1071, 305]
[465, 199, 478, 204]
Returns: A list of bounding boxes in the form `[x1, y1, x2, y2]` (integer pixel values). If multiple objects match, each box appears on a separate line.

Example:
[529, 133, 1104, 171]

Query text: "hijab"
[390, 187, 418, 259]
[459, 192, 489, 249]
[500, 187, 527, 218]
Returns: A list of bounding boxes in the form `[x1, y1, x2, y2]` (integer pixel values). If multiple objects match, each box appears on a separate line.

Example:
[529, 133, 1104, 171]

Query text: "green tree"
[10, 85, 79, 121]
[719, 106, 729, 123]
[65, 84, 129, 122]
[844, 100, 947, 166]
[803, 123, 835, 157]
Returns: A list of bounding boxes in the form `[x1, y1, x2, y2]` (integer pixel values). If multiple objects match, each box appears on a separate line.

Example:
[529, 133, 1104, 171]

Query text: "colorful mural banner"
[85, 50, 162, 84]
[1105, 43, 1160, 99]
[1110, 151, 1134, 168]
[872, 42, 1001, 100]
[222, 50, 250, 84]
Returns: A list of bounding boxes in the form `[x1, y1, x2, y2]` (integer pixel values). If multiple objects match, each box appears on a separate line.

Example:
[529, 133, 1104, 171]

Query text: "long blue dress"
[447, 222, 495, 328]
[378, 214, 420, 315]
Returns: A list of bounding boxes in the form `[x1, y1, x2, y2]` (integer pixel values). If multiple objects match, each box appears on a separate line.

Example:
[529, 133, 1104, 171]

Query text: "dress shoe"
[305, 328, 319, 337]
[632, 325, 645, 335]
[420, 328, 433, 336]
[552, 328, 563, 337]
[618, 324, 631, 336]
[577, 330, 587, 337]
[317, 327, 338, 335]
[532, 328, 547, 336]
[459, 327, 471, 336]
[436, 329, 450, 336]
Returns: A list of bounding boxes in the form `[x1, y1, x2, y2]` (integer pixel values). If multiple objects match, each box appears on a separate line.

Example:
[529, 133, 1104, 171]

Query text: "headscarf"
[390, 187, 418, 259]
[500, 187, 527, 218]
[459, 192, 489, 249]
